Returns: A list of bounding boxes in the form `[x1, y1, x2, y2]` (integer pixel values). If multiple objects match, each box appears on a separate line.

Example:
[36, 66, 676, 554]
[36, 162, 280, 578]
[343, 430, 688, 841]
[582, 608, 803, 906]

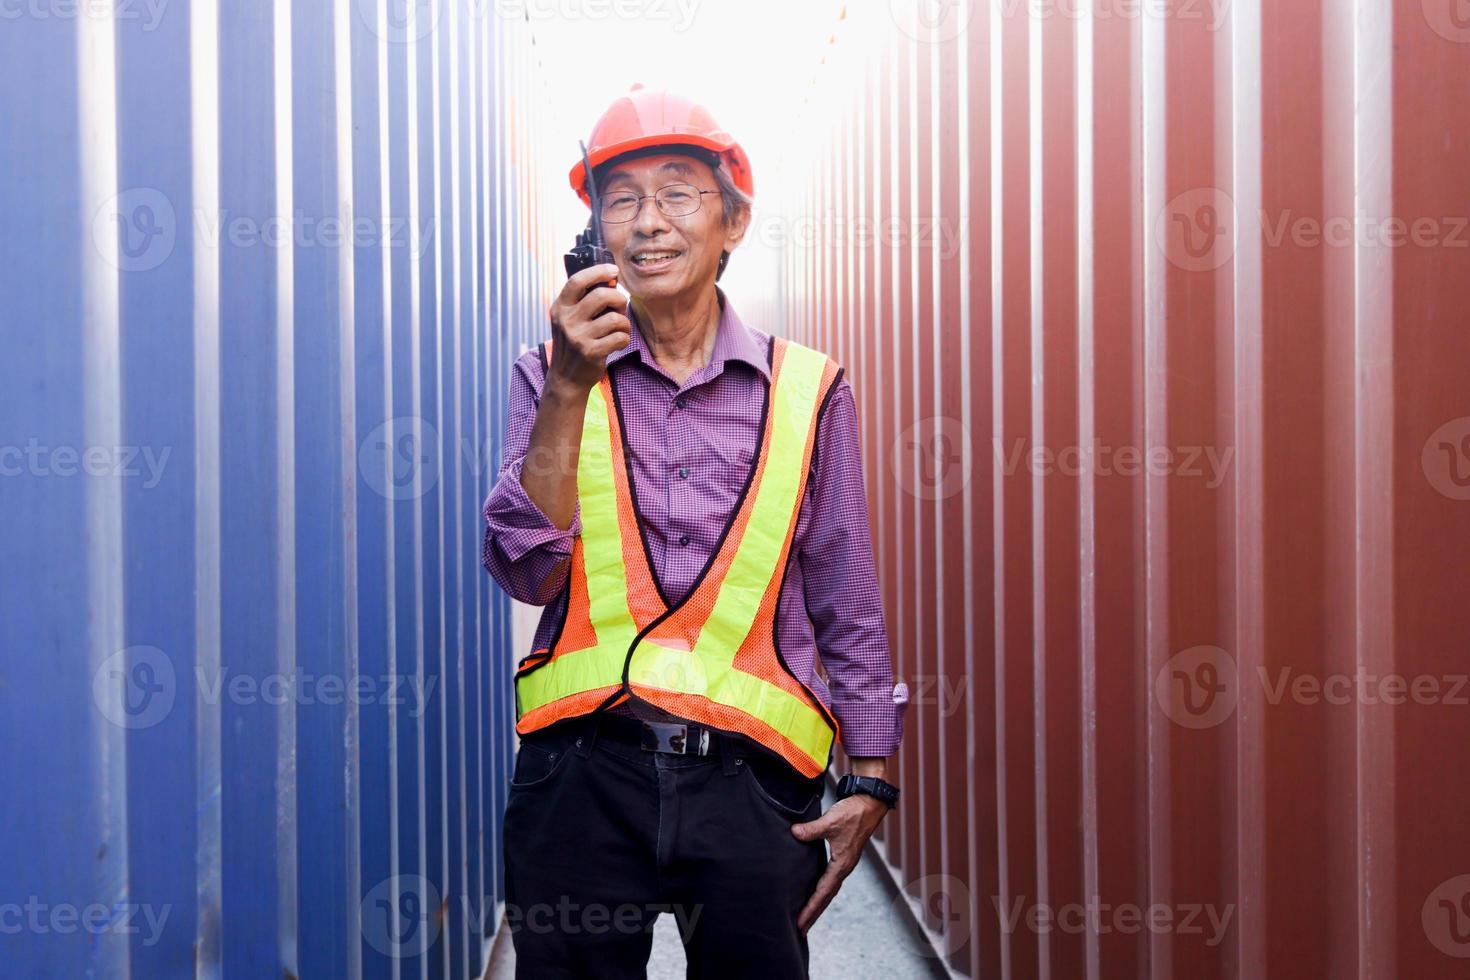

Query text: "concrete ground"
[485, 785, 944, 979]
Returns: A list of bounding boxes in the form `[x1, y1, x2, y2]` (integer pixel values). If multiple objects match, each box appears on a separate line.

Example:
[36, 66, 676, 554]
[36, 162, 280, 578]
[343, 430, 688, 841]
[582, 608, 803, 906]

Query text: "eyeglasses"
[599, 182, 722, 224]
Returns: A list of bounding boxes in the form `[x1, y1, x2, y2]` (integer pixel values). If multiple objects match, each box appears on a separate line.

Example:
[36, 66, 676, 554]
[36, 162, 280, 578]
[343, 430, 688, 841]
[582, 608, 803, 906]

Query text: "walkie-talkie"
[564, 140, 616, 283]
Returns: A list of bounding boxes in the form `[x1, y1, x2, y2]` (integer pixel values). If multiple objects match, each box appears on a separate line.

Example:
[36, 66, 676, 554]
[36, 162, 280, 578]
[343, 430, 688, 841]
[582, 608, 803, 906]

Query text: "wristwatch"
[835, 773, 900, 809]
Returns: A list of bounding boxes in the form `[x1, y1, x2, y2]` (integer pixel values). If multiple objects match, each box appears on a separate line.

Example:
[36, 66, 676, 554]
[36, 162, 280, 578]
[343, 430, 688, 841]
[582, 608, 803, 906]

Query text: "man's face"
[598, 153, 746, 303]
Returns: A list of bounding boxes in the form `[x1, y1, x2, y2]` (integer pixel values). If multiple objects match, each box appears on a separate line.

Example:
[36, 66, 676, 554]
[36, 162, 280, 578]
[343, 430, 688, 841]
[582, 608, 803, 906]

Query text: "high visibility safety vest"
[514, 335, 843, 778]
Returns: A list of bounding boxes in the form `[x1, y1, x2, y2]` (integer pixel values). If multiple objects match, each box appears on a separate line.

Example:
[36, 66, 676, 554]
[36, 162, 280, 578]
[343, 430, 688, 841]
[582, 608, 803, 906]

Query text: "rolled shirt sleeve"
[798, 377, 907, 758]
[481, 350, 582, 606]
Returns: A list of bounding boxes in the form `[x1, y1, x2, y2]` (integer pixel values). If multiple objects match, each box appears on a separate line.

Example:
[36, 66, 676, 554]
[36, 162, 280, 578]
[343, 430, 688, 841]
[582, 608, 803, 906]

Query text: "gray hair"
[710, 160, 753, 230]
[710, 161, 751, 281]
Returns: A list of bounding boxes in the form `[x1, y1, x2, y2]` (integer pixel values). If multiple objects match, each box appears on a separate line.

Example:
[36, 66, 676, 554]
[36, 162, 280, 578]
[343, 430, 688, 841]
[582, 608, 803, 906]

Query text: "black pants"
[502, 712, 829, 979]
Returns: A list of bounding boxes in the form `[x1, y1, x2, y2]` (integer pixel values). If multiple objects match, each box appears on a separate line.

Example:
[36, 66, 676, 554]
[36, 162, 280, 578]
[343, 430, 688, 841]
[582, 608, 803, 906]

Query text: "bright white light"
[526, 0, 853, 301]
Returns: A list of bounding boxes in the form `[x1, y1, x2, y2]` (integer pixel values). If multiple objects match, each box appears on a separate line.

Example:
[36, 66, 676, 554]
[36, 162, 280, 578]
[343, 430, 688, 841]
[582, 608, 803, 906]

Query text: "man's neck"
[631, 288, 722, 386]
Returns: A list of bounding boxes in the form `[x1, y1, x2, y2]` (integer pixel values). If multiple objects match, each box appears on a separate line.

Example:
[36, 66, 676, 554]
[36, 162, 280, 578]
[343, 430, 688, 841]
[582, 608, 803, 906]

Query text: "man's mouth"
[630, 249, 683, 271]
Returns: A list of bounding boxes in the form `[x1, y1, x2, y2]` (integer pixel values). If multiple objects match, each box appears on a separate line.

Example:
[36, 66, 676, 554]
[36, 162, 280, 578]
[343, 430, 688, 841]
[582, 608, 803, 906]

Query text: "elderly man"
[482, 86, 907, 978]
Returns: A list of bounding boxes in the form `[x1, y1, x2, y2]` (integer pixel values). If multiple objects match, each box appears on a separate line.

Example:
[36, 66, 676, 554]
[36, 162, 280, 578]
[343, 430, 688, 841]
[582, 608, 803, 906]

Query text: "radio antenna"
[580, 141, 604, 248]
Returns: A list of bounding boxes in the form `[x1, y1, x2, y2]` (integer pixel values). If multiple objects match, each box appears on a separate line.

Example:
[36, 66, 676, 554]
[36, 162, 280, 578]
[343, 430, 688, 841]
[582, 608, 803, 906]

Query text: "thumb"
[790, 816, 828, 842]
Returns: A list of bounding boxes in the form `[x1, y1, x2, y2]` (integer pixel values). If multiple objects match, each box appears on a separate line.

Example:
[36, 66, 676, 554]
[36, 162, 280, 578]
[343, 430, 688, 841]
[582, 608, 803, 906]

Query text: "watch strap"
[836, 773, 899, 809]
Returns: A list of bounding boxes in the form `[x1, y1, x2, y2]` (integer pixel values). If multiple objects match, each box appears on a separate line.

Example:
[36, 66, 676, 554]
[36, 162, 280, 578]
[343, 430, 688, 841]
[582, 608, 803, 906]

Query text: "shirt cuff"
[833, 682, 908, 759]
[484, 457, 581, 564]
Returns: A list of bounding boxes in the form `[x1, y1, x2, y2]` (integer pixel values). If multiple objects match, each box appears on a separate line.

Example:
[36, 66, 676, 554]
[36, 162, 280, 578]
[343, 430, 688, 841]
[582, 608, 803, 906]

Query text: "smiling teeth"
[634, 252, 679, 264]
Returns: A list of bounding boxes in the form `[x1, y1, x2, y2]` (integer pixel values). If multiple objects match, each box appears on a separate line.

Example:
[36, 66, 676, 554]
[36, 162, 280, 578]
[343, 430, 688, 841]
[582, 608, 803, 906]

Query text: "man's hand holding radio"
[546, 263, 631, 396]
[522, 262, 631, 535]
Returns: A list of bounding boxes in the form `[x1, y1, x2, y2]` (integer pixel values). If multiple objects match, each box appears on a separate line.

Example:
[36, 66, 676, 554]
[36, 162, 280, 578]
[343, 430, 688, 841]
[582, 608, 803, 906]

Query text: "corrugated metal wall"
[760, 2, 1470, 977]
[0, 2, 556, 976]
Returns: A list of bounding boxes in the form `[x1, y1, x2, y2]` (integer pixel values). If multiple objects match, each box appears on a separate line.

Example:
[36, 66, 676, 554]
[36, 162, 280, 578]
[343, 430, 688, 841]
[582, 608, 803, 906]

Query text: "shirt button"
[679, 534, 690, 547]
[678, 466, 689, 479]
[675, 396, 687, 409]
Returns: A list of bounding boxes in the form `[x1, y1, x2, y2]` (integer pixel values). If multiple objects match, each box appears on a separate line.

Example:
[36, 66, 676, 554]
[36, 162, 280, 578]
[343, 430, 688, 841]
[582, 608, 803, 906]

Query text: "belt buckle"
[639, 721, 711, 755]
[641, 721, 689, 754]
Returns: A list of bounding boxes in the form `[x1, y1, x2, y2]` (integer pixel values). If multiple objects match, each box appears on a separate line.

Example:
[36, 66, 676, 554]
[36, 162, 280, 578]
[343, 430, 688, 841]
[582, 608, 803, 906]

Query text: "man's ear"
[722, 204, 751, 252]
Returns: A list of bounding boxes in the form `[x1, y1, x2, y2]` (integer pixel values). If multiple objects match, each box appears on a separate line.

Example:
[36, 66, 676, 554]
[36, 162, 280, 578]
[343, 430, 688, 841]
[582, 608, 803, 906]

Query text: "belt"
[593, 710, 725, 757]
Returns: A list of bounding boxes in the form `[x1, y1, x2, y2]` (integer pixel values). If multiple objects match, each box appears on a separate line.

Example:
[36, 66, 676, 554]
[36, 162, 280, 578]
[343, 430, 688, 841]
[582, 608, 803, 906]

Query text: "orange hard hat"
[569, 85, 754, 207]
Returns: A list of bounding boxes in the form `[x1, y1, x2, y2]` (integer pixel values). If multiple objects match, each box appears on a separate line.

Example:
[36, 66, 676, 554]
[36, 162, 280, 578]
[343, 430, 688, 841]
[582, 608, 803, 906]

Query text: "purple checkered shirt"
[481, 287, 907, 759]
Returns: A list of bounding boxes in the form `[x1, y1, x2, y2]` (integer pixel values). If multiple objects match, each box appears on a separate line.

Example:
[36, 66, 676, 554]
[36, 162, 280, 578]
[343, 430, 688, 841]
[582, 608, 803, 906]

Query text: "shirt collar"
[608, 285, 771, 383]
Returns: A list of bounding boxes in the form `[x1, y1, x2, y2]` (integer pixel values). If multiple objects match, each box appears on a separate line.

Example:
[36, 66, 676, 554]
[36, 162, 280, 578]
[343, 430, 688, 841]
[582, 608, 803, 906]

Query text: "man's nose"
[633, 194, 673, 235]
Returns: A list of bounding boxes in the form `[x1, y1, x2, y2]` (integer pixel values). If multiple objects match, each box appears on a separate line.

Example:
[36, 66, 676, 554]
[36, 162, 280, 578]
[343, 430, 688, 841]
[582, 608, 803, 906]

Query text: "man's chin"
[628, 274, 700, 302]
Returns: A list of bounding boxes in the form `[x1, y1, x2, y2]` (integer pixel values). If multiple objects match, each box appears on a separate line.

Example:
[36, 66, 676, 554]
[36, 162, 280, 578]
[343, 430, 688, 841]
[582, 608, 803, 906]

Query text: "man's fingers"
[586, 311, 632, 340]
[796, 868, 843, 934]
[575, 285, 628, 318]
[561, 262, 620, 299]
[791, 814, 834, 842]
[588, 330, 631, 362]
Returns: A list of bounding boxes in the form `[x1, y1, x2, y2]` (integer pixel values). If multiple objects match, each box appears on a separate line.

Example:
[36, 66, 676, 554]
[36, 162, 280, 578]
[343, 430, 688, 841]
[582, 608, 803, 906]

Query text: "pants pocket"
[740, 754, 822, 819]
[509, 736, 575, 790]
